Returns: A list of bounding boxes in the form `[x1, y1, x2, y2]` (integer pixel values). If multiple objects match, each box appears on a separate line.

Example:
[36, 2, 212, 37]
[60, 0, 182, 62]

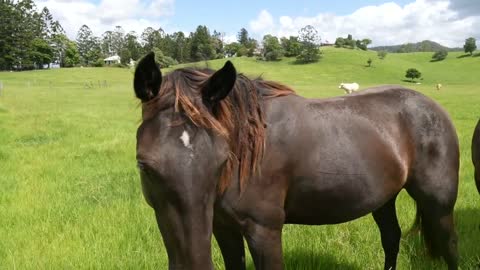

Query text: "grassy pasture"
[0, 47, 479, 269]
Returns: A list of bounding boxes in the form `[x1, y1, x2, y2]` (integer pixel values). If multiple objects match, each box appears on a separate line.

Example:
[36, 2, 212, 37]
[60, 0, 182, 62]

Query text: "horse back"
[263, 86, 459, 224]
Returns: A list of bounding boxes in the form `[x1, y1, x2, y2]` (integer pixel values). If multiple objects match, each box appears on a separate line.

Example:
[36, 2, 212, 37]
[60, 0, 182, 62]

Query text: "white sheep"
[339, 82, 360, 94]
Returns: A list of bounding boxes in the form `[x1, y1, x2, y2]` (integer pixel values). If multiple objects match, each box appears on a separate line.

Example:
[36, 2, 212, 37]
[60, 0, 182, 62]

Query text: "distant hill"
[371, 40, 463, 53]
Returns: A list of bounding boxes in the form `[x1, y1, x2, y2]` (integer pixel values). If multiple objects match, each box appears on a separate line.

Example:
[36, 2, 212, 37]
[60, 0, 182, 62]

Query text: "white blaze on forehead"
[180, 130, 193, 150]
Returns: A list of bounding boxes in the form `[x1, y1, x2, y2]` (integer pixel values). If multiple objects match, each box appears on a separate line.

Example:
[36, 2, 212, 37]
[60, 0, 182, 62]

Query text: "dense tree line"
[1, 2, 326, 70]
[0, 0, 79, 70]
[259, 25, 322, 63]
[334, 34, 371, 50]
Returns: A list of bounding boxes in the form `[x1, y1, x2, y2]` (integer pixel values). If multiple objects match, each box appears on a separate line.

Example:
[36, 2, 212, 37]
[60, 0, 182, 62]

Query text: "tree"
[111, 26, 125, 55]
[211, 30, 224, 58]
[152, 48, 178, 68]
[335, 35, 358, 49]
[101, 30, 115, 56]
[86, 37, 103, 66]
[377, 50, 387, 60]
[64, 40, 80, 67]
[76, 25, 102, 65]
[345, 34, 355, 49]
[235, 28, 257, 57]
[367, 58, 372, 67]
[362, 39, 372, 48]
[190, 25, 215, 61]
[262, 35, 283, 61]
[141, 27, 163, 53]
[463, 37, 477, 55]
[30, 38, 53, 68]
[405, 68, 421, 82]
[356, 38, 371, 51]
[50, 33, 71, 67]
[296, 25, 321, 63]
[281, 36, 302, 57]
[119, 31, 142, 64]
[237, 28, 249, 46]
[0, 0, 69, 70]
[171, 31, 188, 63]
[0, 0, 26, 69]
[432, 50, 448, 61]
[224, 42, 240, 57]
[235, 46, 247, 57]
[39, 7, 56, 39]
[356, 40, 365, 50]
[245, 38, 258, 57]
[335, 37, 345, 48]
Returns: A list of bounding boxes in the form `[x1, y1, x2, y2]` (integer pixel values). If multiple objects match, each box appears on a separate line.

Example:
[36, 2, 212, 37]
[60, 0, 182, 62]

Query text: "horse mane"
[142, 66, 296, 193]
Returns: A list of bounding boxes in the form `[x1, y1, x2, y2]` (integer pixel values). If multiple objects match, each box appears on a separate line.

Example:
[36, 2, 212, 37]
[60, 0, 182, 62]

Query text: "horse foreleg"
[244, 222, 284, 270]
[372, 195, 401, 270]
[213, 226, 246, 270]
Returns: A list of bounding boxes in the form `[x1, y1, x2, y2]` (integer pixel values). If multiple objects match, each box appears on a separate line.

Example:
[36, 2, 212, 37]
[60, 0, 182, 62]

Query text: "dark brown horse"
[473, 119, 480, 193]
[133, 52, 459, 270]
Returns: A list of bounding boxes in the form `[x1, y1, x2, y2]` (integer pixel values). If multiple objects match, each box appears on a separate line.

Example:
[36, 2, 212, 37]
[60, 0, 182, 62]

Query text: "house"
[104, 55, 121, 65]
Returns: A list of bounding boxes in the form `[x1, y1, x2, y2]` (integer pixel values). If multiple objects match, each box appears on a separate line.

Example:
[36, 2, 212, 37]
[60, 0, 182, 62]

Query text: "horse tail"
[409, 202, 441, 258]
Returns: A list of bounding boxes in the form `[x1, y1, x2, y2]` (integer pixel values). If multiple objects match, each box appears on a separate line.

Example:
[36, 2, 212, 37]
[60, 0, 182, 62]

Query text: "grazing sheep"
[338, 82, 359, 94]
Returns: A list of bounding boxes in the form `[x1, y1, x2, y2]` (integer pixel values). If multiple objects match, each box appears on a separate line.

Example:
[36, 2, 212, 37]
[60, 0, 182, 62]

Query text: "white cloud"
[249, 10, 275, 33]
[223, 34, 238, 44]
[248, 0, 480, 47]
[147, 0, 175, 17]
[35, 0, 175, 39]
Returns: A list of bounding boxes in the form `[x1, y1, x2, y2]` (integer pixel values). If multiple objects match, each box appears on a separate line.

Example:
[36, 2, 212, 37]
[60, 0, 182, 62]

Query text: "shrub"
[432, 50, 448, 61]
[377, 51, 387, 60]
[92, 58, 104, 67]
[236, 47, 248, 57]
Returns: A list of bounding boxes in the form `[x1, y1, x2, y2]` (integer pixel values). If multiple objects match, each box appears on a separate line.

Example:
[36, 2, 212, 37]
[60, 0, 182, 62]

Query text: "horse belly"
[284, 174, 394, 225]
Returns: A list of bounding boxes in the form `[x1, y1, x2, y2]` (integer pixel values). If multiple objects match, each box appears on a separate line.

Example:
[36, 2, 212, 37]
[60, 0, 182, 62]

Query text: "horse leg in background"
[475, 169, 480, 194]
[244, 222, 284, 270]
[213, 226, 246, 270]
[372, 194, 401, 270]
[407, 171, 458, 270]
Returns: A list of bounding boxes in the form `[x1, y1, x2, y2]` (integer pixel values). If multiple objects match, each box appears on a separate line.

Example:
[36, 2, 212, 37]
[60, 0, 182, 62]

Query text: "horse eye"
[137, 161, 148, 171]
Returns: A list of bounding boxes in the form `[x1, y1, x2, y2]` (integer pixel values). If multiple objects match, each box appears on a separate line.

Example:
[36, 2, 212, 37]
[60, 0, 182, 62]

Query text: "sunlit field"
[0, 47, 479, 269]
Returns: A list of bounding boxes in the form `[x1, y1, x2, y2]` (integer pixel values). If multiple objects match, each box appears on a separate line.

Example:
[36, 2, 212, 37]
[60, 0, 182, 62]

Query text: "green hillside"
[370, 40, 463, 53]
[0, 47, 479, 269]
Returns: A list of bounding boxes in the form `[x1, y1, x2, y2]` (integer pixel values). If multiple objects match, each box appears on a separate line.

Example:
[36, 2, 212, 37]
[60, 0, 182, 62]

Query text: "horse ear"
[202, 61, 236, 107]
[134, 52, 162, 102]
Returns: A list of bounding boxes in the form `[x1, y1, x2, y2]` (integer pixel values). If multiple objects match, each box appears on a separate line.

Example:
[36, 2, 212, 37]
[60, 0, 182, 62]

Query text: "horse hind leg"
[372, 194, 401, 270]
[406, 169, 459, 270]
[413, 204, 458, 270]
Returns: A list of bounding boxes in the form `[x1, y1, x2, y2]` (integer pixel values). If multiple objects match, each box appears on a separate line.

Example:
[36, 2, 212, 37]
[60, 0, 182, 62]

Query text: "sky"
[34, 0, 480, 47]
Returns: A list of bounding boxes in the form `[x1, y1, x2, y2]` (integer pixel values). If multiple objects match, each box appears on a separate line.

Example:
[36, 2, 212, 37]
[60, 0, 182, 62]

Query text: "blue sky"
[36, 0, 480, 47]
[172, 0, 413, 35]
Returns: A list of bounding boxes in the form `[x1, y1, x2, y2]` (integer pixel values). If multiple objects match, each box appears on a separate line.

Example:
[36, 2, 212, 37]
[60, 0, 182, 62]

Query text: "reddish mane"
[142, 67, 295, 192]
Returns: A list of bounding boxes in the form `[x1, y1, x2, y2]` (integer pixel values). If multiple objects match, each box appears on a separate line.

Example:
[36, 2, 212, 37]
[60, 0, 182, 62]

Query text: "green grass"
[0, 48, 479, 269]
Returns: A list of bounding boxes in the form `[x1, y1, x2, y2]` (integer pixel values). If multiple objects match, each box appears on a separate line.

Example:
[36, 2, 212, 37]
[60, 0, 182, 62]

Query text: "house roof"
[104, 55, 120, 61]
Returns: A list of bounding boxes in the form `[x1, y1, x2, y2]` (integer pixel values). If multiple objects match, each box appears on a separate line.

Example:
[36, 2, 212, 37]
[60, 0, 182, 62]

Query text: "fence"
[0, 80, 111, 94]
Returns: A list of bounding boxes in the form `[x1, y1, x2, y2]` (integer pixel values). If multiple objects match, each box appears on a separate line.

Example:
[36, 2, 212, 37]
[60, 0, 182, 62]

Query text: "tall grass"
[0, 48, 479, 269]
